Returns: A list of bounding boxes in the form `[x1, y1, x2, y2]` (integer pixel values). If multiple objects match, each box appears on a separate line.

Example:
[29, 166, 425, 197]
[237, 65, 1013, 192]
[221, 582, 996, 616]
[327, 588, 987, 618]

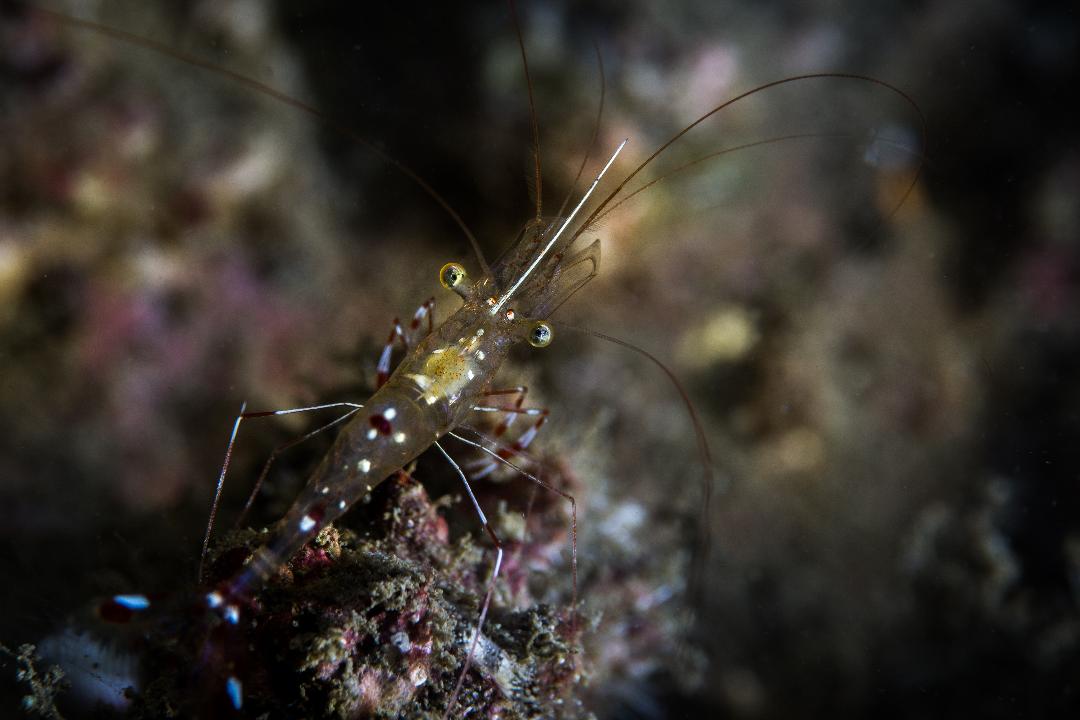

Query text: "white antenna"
[491, 138, 629, 314]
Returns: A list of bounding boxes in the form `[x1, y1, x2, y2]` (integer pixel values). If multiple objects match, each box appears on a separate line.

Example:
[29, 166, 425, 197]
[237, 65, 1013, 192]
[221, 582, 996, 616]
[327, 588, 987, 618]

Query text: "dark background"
[2, 0, 1079, 717]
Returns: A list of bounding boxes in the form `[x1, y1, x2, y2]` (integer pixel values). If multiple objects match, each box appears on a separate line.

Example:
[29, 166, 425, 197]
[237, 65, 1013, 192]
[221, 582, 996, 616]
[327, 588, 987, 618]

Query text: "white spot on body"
[477, 350, 485, 360]
[226, 675, 243, 710]
[299, 514, 317, 532]
[358, 458, 372, 473]
[338, 500, 347, 510]
[408, 373, 433, 390]
[224, 605, 240, 625]
[384, 407, 397, 420]
[320, 486, 330, 495]
[112, 594, 150, 611]
[393, 431, 406, 444]
[366, 427, 378, 440]
[206, 591, 224, 609]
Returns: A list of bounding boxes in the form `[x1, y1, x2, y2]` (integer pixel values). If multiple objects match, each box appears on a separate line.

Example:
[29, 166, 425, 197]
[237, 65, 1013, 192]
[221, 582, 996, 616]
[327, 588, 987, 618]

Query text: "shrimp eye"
[439, 262, 467, 290]
[527, 320, 553, 348]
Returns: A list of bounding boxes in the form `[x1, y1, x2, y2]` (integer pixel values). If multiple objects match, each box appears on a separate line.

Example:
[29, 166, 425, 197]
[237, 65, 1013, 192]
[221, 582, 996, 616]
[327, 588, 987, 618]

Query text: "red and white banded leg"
[468, 391, 549, 479]
[376, 298, 434, 388]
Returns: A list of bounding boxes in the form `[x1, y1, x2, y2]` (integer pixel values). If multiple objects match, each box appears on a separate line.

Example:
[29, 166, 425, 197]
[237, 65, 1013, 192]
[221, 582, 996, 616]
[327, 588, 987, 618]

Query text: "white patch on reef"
[37, 628, 138, 711]
[601, 501, 647, 551]
[390, 631, 412, 653]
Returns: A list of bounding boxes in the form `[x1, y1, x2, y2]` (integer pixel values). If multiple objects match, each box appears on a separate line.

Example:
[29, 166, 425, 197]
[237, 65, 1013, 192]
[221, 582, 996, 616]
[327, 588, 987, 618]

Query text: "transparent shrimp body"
[211, 185, 598, 599]
[221, 289, 518, 602]
[209, 129, 625, 610]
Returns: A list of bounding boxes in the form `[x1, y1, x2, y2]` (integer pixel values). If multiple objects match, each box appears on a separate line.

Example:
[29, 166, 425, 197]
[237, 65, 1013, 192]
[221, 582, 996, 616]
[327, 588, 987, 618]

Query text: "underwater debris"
[1, 643, 67, 720]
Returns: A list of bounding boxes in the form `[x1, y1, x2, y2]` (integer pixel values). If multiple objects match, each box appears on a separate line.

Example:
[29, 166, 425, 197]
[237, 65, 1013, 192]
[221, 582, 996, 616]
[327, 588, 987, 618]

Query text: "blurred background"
[1, 0, 1078, 717]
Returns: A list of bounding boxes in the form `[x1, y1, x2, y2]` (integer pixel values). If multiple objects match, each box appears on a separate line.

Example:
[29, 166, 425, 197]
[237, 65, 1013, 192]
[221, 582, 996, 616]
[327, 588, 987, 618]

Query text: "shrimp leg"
[233, 405, 365, 528]
[451, 429, 579, 616]
[434, 440, 505, 720]
[203, 296, 436, 578]
[199, 401, 365, 582]
[475, 385, 530, 439]
[376, 298, 435, 387]
[467, 396, 550, 479]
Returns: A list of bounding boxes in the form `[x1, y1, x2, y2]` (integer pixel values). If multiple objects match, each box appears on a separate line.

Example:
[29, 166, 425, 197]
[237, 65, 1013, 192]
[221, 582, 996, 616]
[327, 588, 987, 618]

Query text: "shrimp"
[6, 2, 926, 718]
[199, 135, 627, 703]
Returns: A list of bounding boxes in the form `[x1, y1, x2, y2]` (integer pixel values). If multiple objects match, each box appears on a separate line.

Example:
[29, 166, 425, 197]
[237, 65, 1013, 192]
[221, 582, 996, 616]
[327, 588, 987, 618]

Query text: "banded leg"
[474, 386, 530, 439]
[468, 391, 549, 479]
[434, 441, 504, 720]
[199, 401, 363, 583]
[376, 298, 434, 387]
[407, 296, 436, 342]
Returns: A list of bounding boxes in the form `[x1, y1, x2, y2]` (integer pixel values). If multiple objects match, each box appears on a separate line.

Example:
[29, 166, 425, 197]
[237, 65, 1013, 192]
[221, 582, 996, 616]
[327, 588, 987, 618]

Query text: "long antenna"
[568, 73, 927, 248]
[491, 138, 628, 314]
[508, 0, 544, 222]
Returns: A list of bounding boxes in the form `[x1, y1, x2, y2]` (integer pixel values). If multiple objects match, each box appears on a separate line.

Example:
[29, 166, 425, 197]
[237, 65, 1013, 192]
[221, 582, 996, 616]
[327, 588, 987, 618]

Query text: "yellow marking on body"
[414, 341, 478, 408]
